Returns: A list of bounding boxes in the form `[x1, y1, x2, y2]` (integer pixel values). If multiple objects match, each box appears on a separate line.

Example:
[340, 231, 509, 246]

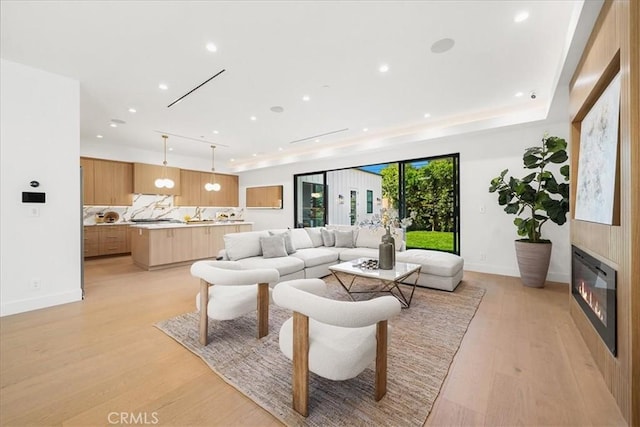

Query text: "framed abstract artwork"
[574, 72, 621, 225]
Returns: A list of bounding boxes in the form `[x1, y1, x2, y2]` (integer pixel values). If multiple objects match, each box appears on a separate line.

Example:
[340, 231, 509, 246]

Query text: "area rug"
[155, 279, 485, 426]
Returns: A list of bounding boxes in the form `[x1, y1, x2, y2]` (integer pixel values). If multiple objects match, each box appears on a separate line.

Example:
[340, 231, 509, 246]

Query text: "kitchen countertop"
[130, 221, 252, 229]
[84, 222, 135, 226]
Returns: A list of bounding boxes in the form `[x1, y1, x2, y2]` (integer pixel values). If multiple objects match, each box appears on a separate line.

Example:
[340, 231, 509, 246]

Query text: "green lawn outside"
[405, 230, 454, 252]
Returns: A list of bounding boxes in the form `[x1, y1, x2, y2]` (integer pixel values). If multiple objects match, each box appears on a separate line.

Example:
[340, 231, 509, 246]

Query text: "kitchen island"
[130, 222, 252, 270]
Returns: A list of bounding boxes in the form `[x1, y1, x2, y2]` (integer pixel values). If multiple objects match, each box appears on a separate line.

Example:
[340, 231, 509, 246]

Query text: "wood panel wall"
[568, 1, 639, 423]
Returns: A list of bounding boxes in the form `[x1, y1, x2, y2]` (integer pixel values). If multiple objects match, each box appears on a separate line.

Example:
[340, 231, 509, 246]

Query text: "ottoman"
[396, 249, 464, 291]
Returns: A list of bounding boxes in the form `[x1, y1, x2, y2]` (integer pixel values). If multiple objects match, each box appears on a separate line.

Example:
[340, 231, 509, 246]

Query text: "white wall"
[240, 119, 572, 283]
[1, 59, 82, 316]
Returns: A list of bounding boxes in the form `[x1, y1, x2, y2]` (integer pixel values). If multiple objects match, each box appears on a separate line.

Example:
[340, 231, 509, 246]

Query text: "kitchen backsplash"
[83, 194, 244, 225]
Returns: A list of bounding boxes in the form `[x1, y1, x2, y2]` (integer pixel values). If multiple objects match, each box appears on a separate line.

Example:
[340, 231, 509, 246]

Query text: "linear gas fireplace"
[571, 246, 617, 356]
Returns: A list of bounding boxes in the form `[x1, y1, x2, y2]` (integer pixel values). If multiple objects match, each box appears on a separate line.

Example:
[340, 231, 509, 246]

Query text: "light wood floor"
[0, 256, 627, 426]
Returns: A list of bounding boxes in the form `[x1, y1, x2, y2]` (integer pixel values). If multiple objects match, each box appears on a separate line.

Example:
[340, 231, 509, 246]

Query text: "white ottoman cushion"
[396, 249, 463, 276]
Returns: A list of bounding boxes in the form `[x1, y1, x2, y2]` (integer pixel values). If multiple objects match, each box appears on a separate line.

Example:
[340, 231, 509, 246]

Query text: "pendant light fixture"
[204, 145, 221, 192]
[154, 134, 175, 189]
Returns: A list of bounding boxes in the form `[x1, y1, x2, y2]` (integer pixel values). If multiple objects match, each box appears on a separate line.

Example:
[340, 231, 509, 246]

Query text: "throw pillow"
[321, 228, 335, 247]
[259, 235, 288, 258]
[334, 230, 354, 248]
[304, 227, 324, 247]
[269, 230, 296, 254]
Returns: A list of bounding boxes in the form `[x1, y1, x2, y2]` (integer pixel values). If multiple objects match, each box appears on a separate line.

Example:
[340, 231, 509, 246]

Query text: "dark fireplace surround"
[571, 246, 617, 356]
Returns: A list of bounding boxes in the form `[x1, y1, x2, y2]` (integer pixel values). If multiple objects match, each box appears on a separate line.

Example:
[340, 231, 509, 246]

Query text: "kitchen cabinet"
[80, 157, 96, 205]
[191, 226, 226, 259]
[133, 163, 181, 196]
[175, 169, 202, 206]
[131, 223, 252, 270]
[174, 169, 239, 207]
[132, 227, 193, 268]
[246, 185, 283, 208]
[83, 226, 100, 257]
[216, 174, 239, 207]
[81, 157, 133, 206]
[84, 225, 131, 258]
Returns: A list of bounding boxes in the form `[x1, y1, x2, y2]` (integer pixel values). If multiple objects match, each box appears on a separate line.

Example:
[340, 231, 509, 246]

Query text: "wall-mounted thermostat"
[22, 192, 46, 203]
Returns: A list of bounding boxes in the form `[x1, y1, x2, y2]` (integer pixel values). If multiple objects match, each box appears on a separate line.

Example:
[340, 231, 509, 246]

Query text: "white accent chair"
[272, 278, 402, 417]
[191, 260, 280, 346]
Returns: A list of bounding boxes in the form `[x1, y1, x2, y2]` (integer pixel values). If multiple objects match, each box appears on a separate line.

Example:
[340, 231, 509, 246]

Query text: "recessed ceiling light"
[168, 147, 174, 151]
[96, 134, 103, 139]
[515, 92, 524, 97]
[252, 153, 257, 157]
[213, 130, 219, 134]
[230, 158, 235, 162]
[250, 116, 257, 121]
[278, 147, 283, 151]
[363, 128, 369, 132]
[379, 64, 390, 73]
[206, 42, 217, 52]
[128, 108, 136, 113]
[314, 139, 320, 143]
[109, 123, 117, 128]
[424, 113, 431, 118]
[302, 95, 310, 101]
[158, 83, 168, 90]
[514, 11, 529, 23]
[431, 38, 455, 54]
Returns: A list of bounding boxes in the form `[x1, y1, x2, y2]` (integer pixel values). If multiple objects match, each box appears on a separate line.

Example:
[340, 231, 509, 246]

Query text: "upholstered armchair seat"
[279, 318, 381, 381]
[195, 284, 268, 321]
[273, 278, 401, 416]
[191, 260, 280, 346]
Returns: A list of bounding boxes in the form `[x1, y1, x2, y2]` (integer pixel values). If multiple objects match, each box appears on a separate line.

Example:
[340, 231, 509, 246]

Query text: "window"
[293, 153, 460, 254]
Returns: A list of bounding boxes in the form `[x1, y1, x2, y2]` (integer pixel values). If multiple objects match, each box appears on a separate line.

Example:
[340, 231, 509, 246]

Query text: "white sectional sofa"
[219, 226, 464, 291]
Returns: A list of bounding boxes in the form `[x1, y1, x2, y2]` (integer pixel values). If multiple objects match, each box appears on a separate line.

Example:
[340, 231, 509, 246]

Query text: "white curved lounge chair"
[191, 260, 279, 346]
[273, 278, 401, 416]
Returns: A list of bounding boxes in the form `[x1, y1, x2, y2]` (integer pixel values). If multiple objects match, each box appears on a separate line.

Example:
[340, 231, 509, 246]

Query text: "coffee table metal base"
[329, 262, 421, 308]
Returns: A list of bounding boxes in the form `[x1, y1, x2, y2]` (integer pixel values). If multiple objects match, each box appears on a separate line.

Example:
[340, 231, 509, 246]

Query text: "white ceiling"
[1, 1, 596, 172]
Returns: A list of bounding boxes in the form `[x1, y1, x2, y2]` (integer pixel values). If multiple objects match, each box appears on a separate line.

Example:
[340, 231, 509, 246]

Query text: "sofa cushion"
[356, 227, 405, 249]
[224, 231, 270, 261]
[237, 256, 305, 277]
[396, 249, 464, 277]
[268, 230, 296, 254]
[290, 228, 314, 249]
[291, 247, 340, 268]
[338, 247, 380, 262]
[355, 227, 386, 249]
[260, 235, 288, 258]
[305, 227, 324, 247]
[335, 230, 355, 248]
[321, 228, 335, 247]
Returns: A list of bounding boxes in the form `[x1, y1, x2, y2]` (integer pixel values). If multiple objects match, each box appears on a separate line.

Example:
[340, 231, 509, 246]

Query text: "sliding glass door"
[294, 173, 326, 228]
[400, 155, 459, 253]
[293, 154, 460, 254]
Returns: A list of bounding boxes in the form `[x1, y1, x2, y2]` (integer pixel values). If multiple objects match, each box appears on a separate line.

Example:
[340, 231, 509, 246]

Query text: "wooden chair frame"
[291, 311, 389, 417]
[199, 279, 270, 346]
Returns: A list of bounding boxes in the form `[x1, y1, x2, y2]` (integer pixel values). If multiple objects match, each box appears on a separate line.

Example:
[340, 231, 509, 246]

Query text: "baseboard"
[464, 263, 570, 285]
[0, 289, 83, 317]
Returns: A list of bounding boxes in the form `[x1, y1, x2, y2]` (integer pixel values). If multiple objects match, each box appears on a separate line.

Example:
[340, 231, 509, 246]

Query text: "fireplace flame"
[578, 281, 606, 324]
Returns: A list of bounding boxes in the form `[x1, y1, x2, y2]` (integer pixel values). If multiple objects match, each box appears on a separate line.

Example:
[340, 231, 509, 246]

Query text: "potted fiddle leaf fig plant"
[489, 134, 570, 287]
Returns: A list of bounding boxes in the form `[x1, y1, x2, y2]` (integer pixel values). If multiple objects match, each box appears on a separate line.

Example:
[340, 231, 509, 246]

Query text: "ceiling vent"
[289, 128, 349, 144]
